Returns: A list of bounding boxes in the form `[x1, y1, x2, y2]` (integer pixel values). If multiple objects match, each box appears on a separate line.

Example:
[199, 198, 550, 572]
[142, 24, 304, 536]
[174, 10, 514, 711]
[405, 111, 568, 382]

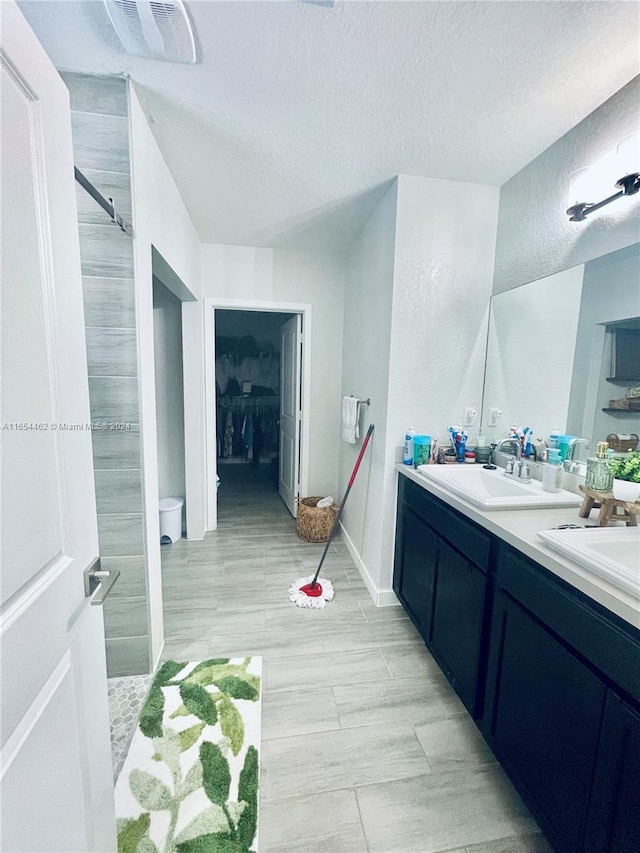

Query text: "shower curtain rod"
[74, 167, 133, 237]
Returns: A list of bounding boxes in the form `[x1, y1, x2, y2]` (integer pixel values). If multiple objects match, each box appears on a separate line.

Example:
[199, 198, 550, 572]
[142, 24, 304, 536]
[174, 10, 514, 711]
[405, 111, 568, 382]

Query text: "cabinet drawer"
[401, 477, 491, 571]
[496, 545, 640, 704]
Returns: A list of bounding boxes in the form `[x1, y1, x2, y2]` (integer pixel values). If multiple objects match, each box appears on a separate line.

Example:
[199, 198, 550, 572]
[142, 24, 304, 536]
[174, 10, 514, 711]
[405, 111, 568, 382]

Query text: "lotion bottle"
[542, 448, 563, 493]
[403, 427, 416, 465]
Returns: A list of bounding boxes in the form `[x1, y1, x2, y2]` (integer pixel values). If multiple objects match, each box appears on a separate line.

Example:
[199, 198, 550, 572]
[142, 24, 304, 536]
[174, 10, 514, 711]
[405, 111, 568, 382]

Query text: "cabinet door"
[486, 593, 606, 853]
[585, 692, 640, 852]
[430, 539, 485, 714]
[393, 505, 438, 639]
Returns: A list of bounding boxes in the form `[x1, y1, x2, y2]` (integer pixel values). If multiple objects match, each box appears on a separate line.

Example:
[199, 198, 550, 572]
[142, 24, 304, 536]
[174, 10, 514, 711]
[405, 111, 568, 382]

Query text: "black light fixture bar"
[567, 171, 640, 222]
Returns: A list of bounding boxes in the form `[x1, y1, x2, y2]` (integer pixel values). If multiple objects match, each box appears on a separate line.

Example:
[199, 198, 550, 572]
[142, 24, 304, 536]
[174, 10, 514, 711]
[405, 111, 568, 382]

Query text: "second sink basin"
[538, 527, 640, 600]
[416, 464, 583, 510]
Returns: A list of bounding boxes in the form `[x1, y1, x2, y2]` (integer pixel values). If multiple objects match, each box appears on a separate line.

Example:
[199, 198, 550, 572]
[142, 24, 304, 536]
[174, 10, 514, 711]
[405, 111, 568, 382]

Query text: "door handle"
[84, 557, 120, 606]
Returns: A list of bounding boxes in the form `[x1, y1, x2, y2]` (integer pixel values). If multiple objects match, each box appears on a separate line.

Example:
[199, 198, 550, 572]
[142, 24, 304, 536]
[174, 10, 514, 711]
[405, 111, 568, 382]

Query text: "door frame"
[203, 298, 311, 530]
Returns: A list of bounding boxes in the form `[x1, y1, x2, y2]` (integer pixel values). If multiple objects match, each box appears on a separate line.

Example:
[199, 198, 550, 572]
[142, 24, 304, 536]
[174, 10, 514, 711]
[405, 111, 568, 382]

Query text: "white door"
[0, 4, 116, 851]
[279, 314, 302, 516]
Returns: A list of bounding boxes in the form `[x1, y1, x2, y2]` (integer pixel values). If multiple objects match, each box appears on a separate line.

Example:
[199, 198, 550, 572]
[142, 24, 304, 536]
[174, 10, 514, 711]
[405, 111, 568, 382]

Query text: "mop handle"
[310, 424, 375, 587]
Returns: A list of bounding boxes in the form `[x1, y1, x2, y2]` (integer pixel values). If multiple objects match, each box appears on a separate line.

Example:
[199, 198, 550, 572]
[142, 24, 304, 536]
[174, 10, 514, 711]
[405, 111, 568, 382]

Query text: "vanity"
[393, 464, 640, 853]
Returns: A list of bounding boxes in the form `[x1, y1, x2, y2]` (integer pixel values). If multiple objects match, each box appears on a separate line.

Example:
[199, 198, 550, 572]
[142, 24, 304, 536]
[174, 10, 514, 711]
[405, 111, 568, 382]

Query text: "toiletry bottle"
[542, 448, 563, 493]
[549, 429, 561, 450]
[403, 427, 416, 465]
[585, 441, 613, 492]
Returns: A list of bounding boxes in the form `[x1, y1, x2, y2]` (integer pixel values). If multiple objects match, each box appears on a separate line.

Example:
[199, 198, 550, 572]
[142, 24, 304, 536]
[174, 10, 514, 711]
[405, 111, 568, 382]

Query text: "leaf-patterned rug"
[115, 657, 261, 853]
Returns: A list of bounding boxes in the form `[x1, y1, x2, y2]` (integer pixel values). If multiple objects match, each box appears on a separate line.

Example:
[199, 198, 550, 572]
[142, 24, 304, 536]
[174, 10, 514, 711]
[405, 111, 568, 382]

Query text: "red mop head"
[289, 576, 335, 609]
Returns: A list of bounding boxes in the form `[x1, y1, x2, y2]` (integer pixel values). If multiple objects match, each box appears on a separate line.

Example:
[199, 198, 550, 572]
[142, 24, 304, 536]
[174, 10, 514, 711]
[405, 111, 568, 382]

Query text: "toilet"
[159, 497, 184, 544]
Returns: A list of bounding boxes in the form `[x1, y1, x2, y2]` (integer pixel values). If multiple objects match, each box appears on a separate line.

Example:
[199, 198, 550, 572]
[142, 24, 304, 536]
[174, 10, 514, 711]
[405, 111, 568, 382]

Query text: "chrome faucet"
[564, 437, 589, 473]
[496, 437, 531, 483]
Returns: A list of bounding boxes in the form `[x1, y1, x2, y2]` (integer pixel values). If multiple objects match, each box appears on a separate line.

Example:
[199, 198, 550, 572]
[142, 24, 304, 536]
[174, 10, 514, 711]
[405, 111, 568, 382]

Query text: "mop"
[289, 424, 375, 609]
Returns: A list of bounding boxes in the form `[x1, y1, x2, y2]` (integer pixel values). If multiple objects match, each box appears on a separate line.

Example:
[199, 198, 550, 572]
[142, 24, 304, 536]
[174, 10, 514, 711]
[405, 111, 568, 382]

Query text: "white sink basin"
[416, 464, 583, 510]
[538, 527, 640, 600]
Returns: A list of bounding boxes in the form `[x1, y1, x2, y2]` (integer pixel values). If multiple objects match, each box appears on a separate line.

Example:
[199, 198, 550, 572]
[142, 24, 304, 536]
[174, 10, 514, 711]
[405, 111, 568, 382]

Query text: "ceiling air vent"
[103, 0, 197, 64]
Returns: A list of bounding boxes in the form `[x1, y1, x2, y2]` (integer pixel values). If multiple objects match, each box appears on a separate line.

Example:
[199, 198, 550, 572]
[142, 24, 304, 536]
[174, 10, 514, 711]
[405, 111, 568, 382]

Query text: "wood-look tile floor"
[161, 465, 551, 853]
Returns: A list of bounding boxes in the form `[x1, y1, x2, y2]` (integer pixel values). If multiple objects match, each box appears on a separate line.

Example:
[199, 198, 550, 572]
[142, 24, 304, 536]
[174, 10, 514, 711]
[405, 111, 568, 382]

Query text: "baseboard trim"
[339, 521, 399, 608]
[152, 640, 165, 674]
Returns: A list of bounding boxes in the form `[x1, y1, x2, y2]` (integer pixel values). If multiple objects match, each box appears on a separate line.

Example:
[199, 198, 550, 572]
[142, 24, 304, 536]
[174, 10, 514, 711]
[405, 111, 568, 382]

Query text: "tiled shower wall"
[62, 73, 151, 677]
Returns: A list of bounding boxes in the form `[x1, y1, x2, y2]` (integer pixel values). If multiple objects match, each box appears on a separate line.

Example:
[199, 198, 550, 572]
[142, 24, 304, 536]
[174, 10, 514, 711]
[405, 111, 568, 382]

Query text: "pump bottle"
[542, 448, 563, 493]
[585, 441, 613, 492]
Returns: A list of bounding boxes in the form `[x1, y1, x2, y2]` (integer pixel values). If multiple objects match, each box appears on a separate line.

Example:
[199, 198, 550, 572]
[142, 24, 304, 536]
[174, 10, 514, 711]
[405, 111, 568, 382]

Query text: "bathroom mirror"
[481, 242, 640, 453]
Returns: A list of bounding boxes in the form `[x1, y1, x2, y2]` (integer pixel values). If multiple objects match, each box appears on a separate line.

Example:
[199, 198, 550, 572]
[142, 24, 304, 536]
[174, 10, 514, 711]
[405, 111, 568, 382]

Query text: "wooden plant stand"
[578, 485, 640, 527]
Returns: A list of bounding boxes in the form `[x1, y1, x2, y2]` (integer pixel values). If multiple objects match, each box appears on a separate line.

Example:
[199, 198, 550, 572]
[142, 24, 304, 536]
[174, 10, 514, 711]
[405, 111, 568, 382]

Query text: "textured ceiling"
[18, 0, 640, 251]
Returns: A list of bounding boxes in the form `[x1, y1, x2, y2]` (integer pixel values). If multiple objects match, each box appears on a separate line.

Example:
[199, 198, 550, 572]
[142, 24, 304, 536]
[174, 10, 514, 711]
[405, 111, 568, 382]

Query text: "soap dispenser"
[585, 441, 613, 492]
[542, 448, 563, 493]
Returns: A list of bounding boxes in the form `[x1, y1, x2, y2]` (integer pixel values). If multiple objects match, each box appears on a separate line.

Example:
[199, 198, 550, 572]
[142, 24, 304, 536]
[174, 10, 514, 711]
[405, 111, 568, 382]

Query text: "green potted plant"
[608, 450, 640, 502]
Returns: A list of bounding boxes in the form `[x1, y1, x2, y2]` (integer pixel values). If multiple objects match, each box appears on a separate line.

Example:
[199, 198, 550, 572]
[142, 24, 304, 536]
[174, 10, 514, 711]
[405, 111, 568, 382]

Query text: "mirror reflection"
[482, 243, 640, 460]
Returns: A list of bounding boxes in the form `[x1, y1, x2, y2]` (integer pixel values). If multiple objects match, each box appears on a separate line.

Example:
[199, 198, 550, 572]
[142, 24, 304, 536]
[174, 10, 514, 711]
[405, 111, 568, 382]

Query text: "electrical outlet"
[463, 407, 477, 427]
[488, 408, 503, 427]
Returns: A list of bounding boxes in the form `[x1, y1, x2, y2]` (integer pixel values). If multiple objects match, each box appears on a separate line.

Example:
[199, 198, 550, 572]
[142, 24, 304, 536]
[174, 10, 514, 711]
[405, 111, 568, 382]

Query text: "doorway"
[205, 300, 311, 530]
[214, 309, 296, 515]
[153, 275, 187, 532]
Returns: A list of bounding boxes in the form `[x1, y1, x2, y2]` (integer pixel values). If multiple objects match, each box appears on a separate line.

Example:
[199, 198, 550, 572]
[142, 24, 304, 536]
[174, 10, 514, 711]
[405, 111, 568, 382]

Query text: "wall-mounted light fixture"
[566, 134, 640, 221]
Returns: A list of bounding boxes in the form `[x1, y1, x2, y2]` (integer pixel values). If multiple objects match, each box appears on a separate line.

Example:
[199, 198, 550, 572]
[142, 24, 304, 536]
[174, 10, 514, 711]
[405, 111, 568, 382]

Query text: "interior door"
[0, 4, 116, 850]
[279, 314, 302, 516]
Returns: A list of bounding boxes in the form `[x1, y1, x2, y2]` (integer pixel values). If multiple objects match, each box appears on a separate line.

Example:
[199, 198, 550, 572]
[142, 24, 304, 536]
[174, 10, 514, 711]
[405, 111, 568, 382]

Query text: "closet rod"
[74, 167, 133, 236]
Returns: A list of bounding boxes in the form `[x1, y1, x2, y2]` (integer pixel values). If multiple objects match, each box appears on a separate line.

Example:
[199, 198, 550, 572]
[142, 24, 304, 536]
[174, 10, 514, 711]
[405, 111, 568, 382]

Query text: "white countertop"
[397, 464, 640, 631]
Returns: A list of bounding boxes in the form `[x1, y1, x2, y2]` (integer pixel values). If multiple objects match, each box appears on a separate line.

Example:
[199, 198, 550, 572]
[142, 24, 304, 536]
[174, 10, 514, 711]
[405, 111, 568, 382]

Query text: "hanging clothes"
[223, 409, 233, 459]
[244, 413, 254, 461]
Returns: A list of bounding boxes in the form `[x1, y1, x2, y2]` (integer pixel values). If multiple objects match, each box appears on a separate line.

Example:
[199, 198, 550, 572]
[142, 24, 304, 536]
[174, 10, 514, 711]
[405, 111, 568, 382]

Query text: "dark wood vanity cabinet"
[393, 503, 438, 638]
[429, 538, 487, 712]
[585, 692, 640, 852]
[484, 544, 640, 853]
[393, 476, 490, 715]
[484, 580, 606, 851]
[393, 473, 640, 853]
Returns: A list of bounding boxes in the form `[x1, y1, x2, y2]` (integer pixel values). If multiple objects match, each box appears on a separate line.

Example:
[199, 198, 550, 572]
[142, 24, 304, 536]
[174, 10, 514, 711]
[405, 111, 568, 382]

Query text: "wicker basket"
[296, 497, 338, 543]
[607, 433, 639, 453]
[609, 398, 630, 410]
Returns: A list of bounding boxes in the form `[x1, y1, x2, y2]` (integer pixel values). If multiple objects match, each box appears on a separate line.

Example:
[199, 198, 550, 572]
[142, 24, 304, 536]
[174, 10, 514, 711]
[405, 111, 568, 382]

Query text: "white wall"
[494, 75, 640, 294]
[340, 175, 500, 602]
[381, 175, 499, 594]
[483, 265, 585, 442]
[129, 85, 201, 668]
[200, 244, 346, 498]
[339, 181, 398, 604]
[153, 278, 186, 504]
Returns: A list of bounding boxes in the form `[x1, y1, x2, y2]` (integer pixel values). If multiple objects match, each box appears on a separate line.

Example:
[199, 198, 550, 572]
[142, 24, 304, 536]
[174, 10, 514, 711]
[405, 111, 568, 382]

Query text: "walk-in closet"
[214, 310, 296, 507]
